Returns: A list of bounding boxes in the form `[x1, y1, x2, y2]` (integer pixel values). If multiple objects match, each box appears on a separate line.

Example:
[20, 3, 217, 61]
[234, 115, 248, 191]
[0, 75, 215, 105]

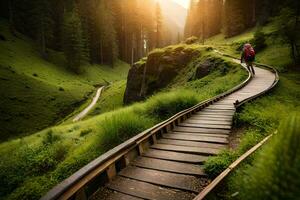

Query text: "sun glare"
[172, 0, 190, 9]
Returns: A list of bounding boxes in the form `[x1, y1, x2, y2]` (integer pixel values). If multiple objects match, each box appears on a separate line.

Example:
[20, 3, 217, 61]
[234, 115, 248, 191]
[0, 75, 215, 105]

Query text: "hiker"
[241, 43, 256, 76]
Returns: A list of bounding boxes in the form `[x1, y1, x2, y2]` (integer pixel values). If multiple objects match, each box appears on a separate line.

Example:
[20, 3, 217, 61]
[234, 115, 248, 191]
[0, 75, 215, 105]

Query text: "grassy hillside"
[0, 45, 248, 200]
[206, 22, 292, 71]
[0, 20, 129, 141]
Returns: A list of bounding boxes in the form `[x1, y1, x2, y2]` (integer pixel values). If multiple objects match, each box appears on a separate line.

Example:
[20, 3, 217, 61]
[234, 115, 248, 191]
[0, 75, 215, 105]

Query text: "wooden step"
[179, 123, 231, 130]
[119, 166, 204, 192]
[158, 138, 227, 149]
[185, 119, 232, 125]
[91, 188, 143, 200]
[195, 112, 234, 117]
[204, 107, 235, 111]
[162, 134, 228, 144]
[143, 149, 208, 164]
[151, 144, 220, 155]
[171, 131, 228, 138]
[190, 116, 233, 121]
[132, 157, 205, 176]
[107, 177, 196, 200]
[174, 126, 230, 134]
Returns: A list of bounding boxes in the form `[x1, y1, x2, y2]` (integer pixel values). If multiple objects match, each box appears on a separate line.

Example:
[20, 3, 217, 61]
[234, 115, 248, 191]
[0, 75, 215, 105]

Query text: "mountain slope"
[0, 20, 129, 141]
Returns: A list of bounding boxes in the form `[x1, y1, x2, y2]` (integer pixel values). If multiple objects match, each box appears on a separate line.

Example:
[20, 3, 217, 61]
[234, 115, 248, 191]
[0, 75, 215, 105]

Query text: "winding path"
[90, 63, 276, 200]
[42, 58, 278, 200]
[73, 86, 105, 122]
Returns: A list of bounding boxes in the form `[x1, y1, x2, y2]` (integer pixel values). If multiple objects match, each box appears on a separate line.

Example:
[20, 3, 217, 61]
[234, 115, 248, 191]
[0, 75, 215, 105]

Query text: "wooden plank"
[162, 134, 228, 144]
[174, 126, 230, 134]
[151, 144, 220, 155]
[185, 119, 232, 125]
[179, 123, 231, 130]
[200, 109, 235, 114]
[91, 188, 143, 200]
[132, 157, 205, 176]
[119, 166, 204, 192]
[194, 112, 234, 117]
[204, 107, 235, 111]
[190, 116, 233, 121]
[171, 131, 228, 138]
[143, 149, 208, 163]
[158, 138, 227, 149]
[108, 177, 196, 200]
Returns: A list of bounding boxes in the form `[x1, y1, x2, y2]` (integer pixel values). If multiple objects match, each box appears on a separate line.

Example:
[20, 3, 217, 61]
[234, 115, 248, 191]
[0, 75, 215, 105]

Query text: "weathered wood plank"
[119, 166, 204, 192]
[204, 107, 235, 111]
[91, 188, 143, 200]
[200, 109, 235, 114]
[174, 126, 230, 134]
[190, 116, 233, 121]
[171, 131, 228, 138]
[162, 134, 228, 144]
[143, 149, 208, 163]
[185, 119, 232, 125]
[108, 177, 196, 200]
[194, 112, 234, 117]
[151, 144, 220, 155]
[179, 123, 232, 130]
[158, 138, 227, 149]
[132, 157, 205, 176]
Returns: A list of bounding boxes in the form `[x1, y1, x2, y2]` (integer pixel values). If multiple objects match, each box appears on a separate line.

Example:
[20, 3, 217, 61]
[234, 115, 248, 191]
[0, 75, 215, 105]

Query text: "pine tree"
[31, 0, 54, 58]
[155, 2, 162, 48]
[63, 6, 87, 73]
[96, 0, 118, 65]
[223, 0, 245, 37]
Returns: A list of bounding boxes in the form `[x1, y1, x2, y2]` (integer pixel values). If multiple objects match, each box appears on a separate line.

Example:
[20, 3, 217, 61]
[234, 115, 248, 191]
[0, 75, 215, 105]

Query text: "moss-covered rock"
[124, 45, 201, 104]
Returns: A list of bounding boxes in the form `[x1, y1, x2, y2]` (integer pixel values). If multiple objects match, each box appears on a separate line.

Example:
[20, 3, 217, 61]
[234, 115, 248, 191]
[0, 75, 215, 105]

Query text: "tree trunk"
[8, 0, 16, 36]
[100, 40, 104, 65]
[252, 0, 256, 25]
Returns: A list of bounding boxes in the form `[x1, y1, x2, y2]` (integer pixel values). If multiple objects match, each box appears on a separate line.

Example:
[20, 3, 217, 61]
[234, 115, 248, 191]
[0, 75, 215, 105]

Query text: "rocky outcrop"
[123, 46, 201, 104]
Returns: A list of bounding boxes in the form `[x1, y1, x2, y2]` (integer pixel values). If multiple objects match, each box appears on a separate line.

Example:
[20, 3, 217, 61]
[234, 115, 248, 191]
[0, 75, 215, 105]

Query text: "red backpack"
[244, 44, 255, 62]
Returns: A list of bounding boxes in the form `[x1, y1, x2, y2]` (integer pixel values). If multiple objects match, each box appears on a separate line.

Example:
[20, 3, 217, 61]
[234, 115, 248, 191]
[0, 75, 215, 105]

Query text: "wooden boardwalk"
[89, 66, 276, 200]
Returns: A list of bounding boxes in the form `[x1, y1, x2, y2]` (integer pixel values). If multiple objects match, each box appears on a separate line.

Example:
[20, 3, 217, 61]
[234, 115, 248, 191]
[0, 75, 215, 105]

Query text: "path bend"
[41, 59, 277, 200]
[73, 86, 104, 122]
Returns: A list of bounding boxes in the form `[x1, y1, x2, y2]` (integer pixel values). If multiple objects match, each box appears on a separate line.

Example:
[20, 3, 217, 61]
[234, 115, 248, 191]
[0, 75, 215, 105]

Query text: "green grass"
[206, 21, 292, 72]
[226, 114, 300, 200]
[0, 19, 129, 141]
[0, 48, 247, 199]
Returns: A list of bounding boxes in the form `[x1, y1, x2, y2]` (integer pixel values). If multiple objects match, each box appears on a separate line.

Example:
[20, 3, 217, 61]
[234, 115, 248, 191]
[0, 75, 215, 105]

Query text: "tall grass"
[145, 90, 198, 120]
[229, 113, 300, 200]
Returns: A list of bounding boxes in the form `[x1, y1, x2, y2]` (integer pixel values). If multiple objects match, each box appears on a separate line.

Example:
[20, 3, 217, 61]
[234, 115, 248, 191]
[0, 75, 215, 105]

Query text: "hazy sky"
[172, 0, 190, 9]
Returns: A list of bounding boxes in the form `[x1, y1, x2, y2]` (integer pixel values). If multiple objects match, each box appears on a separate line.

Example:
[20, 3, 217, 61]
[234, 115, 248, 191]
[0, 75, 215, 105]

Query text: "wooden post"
[106, 164, 116, 182]
[152, 134, 157, 144]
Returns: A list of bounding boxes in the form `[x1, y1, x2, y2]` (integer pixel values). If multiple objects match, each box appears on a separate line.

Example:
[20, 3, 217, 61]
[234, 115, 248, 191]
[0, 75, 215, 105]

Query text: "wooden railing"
[193, 52, 280, 200]
[41, 58, 252, 200]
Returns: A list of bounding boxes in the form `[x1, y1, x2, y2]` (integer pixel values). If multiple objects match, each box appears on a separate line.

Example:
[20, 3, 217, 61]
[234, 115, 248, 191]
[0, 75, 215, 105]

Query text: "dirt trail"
[73, 86, 105, 122]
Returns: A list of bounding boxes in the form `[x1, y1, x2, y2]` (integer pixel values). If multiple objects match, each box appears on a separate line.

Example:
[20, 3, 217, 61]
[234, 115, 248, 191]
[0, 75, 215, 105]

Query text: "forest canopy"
[0, 0, 179, 72]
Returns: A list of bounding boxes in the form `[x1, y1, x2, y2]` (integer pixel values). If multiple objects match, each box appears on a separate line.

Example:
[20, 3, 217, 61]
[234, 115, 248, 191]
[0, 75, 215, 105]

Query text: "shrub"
[232, 113, 300, 200]
[185, 36, 199, 44]
[252, 28, 267, 52]
[204, 151, 237, 178]
[80, 128, 92, 137]
[42, 129, 60, 145]
[145, 90, 198, 120]
[100, 111, 154, 150]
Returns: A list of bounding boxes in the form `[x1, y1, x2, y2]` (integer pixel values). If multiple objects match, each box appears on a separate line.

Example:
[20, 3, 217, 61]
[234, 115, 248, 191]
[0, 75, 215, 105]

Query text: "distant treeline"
[185, 0, 300, 64]
[0, 0, 174, 72]
[185, 0, 299, 38]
